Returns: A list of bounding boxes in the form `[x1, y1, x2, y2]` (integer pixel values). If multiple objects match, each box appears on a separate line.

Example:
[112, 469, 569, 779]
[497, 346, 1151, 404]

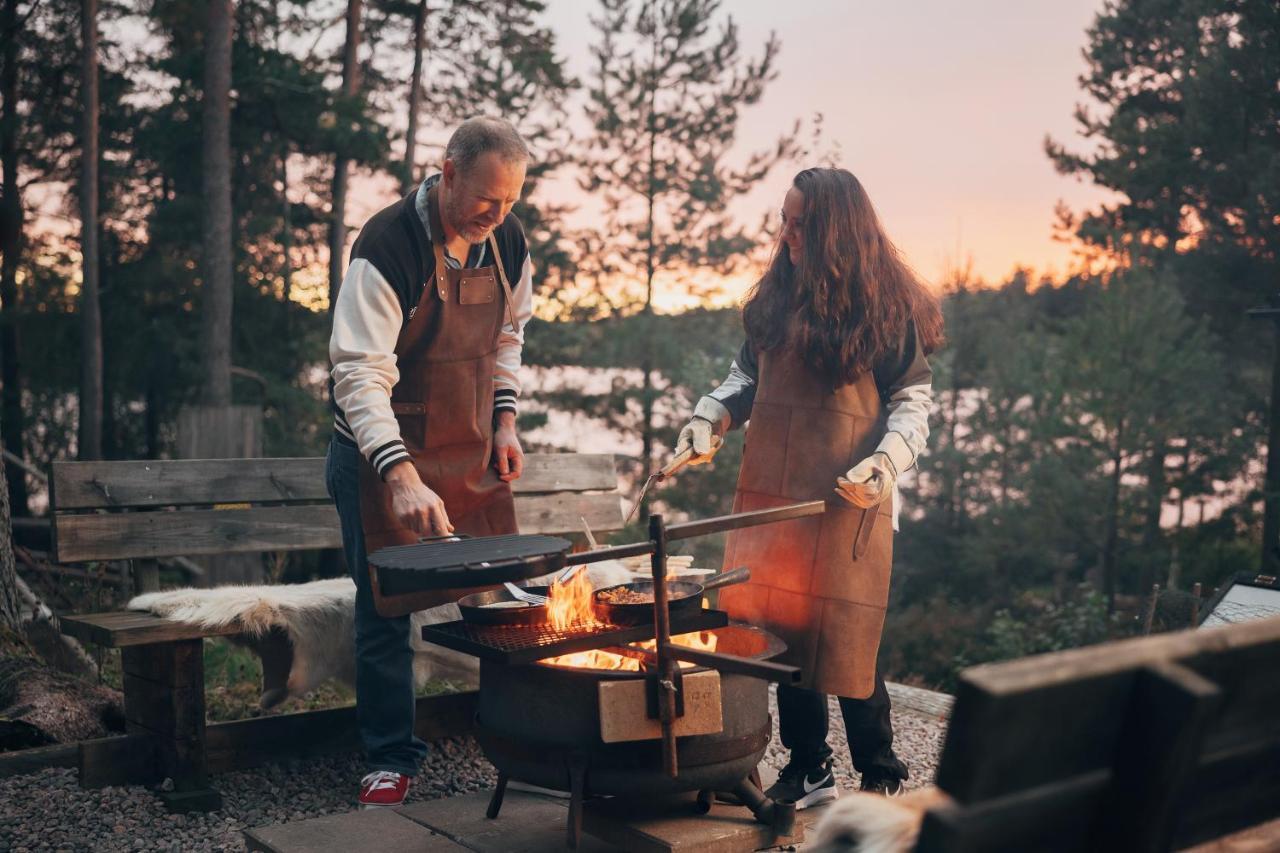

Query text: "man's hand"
[384, 461, 454, 536]
[835, 452, 897, 509]
[493, 411, 524, 483]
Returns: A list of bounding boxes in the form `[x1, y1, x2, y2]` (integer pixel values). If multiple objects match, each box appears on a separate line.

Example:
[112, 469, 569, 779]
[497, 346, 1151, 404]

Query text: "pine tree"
[577, 0, 799, 490]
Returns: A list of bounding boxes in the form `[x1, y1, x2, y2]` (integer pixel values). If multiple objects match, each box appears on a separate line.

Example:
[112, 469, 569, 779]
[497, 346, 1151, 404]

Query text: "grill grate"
[422, 610, 730, 666]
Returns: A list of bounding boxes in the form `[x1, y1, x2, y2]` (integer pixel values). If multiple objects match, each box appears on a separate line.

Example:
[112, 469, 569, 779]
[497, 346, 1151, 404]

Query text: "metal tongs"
[624, 435, 724, 524]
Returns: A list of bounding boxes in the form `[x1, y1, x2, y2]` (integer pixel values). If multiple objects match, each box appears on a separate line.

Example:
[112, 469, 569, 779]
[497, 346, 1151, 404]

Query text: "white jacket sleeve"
[493, 255, 534, 415]
[329, 258, 411, 478]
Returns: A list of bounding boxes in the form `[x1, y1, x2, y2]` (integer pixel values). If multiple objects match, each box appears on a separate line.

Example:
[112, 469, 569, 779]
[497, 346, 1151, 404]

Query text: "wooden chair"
[50, 453, 623, 811]
[916, 615, 1280, 852]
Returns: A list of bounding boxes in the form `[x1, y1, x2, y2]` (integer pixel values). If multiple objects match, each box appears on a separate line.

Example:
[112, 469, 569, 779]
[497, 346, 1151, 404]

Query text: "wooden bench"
[50, 453, 624, 812]
[914, 615, 1280, 852]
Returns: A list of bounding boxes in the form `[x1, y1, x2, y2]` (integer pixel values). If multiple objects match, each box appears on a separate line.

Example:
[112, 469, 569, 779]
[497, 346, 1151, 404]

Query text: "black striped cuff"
[371, 439, 411, 479]
[494, 389, 518, 416]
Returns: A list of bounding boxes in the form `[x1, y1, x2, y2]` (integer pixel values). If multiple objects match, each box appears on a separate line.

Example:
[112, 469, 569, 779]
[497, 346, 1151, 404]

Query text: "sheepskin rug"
[128, 578, 477, 709]
[126, 561, 654, 710]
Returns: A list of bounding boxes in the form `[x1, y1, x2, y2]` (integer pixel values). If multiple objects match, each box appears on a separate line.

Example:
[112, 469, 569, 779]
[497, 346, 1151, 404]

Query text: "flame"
[539, 630, 718, 671]
[546, 569, 601, 631]
[537, 570, 718, 670]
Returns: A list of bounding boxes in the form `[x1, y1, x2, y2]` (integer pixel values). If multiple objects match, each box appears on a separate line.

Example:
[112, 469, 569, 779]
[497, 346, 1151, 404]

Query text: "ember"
[538, 630, 718, 671]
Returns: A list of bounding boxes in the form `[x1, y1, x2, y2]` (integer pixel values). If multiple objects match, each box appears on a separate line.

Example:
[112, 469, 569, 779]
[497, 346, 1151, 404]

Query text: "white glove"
[674, 417, 718, 466]
[835, 452, 897, 509]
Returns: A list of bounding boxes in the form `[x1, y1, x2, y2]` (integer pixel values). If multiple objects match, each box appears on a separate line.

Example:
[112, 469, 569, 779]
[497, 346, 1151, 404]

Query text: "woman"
[675, 167, 943, 806]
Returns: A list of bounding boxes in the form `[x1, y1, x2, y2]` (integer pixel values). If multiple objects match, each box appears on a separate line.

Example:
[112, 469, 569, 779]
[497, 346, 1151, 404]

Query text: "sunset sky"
[343, 0, 1118, 311]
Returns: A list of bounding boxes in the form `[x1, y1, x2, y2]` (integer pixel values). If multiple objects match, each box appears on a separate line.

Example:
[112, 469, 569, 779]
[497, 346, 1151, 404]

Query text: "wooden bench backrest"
[51, 454, 623, 563]
[917, 616, 1280, 852]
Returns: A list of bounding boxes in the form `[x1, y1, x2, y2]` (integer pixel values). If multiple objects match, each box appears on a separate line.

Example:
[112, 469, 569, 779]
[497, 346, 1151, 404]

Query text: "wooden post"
[120, 639, 221, 812]
[1143, 583, 1161, 635]
[1190, 582, 1202, 627]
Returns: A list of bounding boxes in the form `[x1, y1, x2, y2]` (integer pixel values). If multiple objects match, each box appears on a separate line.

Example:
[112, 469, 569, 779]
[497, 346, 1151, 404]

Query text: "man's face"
[441, 153, 527, 244]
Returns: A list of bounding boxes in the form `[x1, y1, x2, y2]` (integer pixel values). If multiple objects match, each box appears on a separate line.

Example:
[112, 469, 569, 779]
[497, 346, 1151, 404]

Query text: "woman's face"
[779, 187, 805, 265]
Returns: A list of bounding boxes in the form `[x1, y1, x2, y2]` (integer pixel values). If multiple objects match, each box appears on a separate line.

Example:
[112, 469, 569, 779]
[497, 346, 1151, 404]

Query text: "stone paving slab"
[244, 807, 466, 852]
[582, 790, 820, 853]
[398, 788, 619, 852]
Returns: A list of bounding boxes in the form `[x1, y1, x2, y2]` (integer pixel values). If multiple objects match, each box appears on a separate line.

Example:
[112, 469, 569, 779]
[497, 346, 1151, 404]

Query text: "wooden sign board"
[597, 670, 723, 743]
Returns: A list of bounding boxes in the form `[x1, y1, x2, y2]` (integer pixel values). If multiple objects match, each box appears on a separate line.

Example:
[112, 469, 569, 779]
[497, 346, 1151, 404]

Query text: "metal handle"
[699, 566, 750, 593]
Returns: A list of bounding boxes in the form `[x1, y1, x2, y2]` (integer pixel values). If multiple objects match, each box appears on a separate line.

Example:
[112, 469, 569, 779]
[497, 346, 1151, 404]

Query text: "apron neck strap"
[427, 183, 520, 334]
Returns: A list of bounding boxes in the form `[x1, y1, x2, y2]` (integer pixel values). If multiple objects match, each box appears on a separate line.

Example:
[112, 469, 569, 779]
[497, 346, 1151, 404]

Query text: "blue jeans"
[326, 435, 428, 776]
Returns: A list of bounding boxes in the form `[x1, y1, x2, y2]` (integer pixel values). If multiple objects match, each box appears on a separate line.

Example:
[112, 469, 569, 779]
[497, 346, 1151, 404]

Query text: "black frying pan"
[593, 566, 751, 626]
[457, 585, 551, 627]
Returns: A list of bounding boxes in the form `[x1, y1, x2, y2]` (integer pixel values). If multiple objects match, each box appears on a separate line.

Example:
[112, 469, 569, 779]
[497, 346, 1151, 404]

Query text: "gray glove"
[674, 417, 718, 466]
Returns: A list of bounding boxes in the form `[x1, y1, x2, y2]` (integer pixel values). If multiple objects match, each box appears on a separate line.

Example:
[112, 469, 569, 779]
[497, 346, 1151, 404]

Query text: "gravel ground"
[0, 690, 946, 852]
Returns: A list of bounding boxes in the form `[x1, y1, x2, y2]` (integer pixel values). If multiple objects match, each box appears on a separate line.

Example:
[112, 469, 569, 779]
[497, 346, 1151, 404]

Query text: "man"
[326, 117, 534, 808]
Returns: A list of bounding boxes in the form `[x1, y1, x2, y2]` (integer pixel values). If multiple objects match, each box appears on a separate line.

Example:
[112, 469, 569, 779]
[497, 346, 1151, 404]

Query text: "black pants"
[776, 668, 907, 781]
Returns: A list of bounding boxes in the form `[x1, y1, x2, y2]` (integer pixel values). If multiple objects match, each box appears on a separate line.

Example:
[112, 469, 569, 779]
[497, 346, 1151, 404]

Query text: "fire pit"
[405, 507, 827, 848]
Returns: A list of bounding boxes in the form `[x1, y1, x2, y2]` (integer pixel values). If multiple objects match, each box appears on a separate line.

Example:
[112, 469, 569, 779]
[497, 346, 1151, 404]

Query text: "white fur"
[127, 563, 666, 710]
[807, 787, 949, 853]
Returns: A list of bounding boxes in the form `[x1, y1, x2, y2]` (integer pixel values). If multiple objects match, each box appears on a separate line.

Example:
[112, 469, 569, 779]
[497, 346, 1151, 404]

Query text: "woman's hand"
[835, 452, 897, 508]
[493, 411, 524, 483]
[674, 417, 719, 465]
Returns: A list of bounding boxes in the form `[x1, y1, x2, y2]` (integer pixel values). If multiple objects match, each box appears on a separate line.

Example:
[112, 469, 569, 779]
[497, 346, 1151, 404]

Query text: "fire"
[546, 569, 601, 631]
[539, 630, 718, 671]
[537, 570, 718, 670]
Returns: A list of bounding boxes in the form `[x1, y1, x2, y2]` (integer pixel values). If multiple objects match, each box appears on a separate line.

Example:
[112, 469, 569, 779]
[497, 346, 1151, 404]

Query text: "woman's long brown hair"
[742, 168, 944, 388]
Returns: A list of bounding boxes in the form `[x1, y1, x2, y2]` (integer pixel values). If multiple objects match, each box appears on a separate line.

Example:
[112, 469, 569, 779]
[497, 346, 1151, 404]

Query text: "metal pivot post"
[649, 513, 680, 778]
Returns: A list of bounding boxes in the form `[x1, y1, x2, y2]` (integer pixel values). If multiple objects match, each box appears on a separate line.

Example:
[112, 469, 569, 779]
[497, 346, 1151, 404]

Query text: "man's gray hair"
[444, 117, 530, 175]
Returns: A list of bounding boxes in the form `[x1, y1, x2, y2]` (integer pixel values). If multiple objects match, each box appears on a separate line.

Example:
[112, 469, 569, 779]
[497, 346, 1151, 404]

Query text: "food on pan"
[596, 586, 656, 605]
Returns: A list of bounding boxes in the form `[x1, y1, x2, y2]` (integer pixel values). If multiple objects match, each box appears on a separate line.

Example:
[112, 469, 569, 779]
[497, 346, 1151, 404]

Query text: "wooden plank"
[937, 617, 1280, 804]
[1173, 735, 1280, 849]
[205, 691, 477, 774]
[52, 453, 616, 511]
[61, 610, 240, 647]
[514, 454, 617, 494]
[0, 743, 77, 778]
[516, 491, 623, 536]
[598, 671, 722, 743]
[78, 733, 158, 788]
[1092, 661, 1223, 852]
[53, 504, 345, 563]
[52, 458, 330, 510]
[916, 770, 1111, 853]
[55, 486, 620, 563]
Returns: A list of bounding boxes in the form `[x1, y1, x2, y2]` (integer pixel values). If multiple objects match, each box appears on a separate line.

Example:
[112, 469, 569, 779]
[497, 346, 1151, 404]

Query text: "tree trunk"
[327, 0, 363, 311]
[201, 0, 234, 407]
[280, 147, 292, 319]
[1103, 426, 1125, 612]
[0, 0, 28, 516]
[639, 44, 657, 485]
[1167, 438, 1192, 590]
[0, 445, 19, 635]
[1262, 321, 1280, 574]
[401, 0, 427, 196]
[1141, 439, 1167, 591]
[78, 0, 103, 460]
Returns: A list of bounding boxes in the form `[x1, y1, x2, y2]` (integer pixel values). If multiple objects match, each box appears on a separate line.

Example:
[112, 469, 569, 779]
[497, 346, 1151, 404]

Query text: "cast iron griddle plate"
[369, 534, 573, 595]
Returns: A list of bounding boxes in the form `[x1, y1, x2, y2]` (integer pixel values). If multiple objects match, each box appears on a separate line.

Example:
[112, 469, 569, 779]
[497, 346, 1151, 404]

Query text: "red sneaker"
[359, 771, 410, 809]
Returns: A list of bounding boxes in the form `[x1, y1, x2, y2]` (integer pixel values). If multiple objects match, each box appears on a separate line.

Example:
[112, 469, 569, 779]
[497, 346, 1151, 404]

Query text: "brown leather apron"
[359, 185, 520, 617]
[718, 344, 893, 699]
